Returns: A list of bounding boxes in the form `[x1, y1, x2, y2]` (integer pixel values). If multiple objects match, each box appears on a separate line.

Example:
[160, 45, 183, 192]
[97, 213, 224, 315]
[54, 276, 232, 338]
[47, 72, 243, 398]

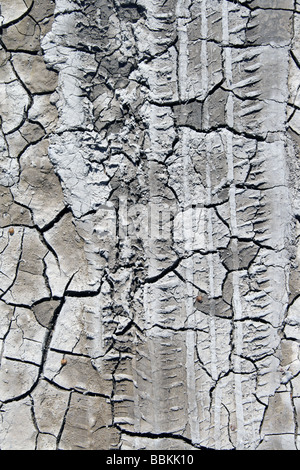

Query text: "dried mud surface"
[0, 0, 300, 450]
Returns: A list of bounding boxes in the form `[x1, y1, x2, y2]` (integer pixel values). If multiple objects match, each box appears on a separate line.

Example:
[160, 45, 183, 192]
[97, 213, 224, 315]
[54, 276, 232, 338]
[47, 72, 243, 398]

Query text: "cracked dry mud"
[0, 0, 300, 451]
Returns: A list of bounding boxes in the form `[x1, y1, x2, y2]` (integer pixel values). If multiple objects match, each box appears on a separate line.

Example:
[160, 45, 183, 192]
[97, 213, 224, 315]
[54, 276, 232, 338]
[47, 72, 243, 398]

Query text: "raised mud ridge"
[0, 0, 300, 450]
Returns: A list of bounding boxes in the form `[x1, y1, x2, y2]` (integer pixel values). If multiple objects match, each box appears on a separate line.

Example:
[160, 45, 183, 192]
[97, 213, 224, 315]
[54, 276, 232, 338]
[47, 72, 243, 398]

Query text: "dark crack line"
[0, 229, 25, 301]
[143, 257, 182, 284]
[56, 390, 72, 449]
[115, 424, 216, 451]
[0, 273, 76, 405]
[177, 122, 266, 142]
